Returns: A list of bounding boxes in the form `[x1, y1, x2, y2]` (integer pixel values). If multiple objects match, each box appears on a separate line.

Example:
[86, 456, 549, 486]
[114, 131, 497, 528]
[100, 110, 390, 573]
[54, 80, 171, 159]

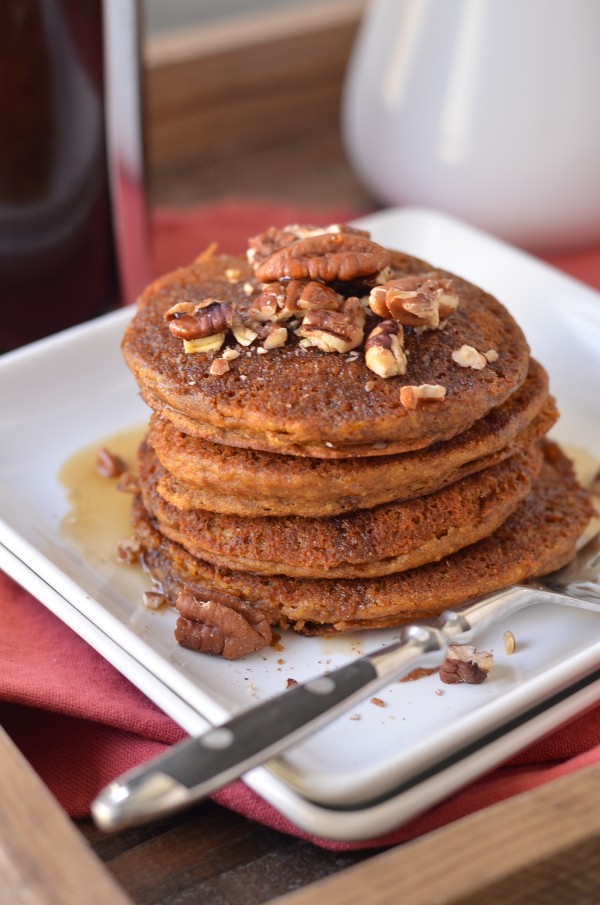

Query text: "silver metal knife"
[92, 532, 600, 832]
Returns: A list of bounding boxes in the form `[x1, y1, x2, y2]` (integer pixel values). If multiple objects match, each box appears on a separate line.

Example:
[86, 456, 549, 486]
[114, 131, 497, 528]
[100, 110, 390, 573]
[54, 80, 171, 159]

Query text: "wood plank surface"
[143, 0, 374, 210]
[269, 760, 600, 905]
[0, 724, 133, 905]
[78, 801, 370, 905]
[75, 759, 600, 905]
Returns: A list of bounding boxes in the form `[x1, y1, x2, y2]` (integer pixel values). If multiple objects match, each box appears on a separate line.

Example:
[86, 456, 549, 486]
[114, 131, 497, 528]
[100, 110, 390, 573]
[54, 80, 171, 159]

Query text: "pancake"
[122, 248, 530, 458]
[137, 441, 542, 579]
[121, 223, 592, 659]
[148, 359, 556, 517]
[133, 442, 594, 633]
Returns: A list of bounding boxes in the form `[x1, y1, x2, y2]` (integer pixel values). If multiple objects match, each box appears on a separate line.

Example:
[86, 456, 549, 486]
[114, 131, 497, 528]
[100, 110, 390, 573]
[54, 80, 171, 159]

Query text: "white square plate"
[1, 207, 599, 841]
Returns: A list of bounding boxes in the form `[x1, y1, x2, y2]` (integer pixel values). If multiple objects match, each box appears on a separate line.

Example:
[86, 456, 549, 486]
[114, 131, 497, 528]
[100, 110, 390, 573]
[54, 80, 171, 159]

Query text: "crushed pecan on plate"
[439, 645, 494, 685]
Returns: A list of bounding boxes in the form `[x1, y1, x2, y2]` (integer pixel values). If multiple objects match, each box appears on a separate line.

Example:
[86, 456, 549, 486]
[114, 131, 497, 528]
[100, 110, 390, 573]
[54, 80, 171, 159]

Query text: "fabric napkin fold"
[1, 198, 600, 851]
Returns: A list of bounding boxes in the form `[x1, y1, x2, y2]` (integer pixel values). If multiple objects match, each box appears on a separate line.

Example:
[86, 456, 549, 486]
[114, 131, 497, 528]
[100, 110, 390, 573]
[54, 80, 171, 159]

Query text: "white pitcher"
[343, 0, 600, 250]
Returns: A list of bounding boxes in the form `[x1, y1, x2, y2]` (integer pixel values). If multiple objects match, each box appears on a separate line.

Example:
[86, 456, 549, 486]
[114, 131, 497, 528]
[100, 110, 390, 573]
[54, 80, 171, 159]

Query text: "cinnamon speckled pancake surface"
[137, 440, 542, 579]
[133, 443, 594, 633]
[121, 229, 593, 651]
[122, 251, 530, 457]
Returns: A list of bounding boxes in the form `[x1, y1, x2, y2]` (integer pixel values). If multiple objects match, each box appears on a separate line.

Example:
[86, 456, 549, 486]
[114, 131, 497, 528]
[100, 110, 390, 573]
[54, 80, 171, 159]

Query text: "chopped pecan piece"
[399, 667, 438, 682]
[96, 447, 126, 478]
[451, 344, 487, 370]
[231, 317, 258, 346]
[167, 299, 233, 341]
[296, 281, 345, 311]
[247, 280, 304, 322]
[262, 324, 288, 349]
[116, 536, 143, 564]
[439, 645, 493, 684]
[298, 296, 365, 353]
[209, 358, 230, 376]
[247, 285, 283, 321]
[174, 585, 273, 660]
[400, 384, 446, 409]
[250, 279, 345, 322]
[116, 472, 140, 494]
[365, 320, 407, 378]
[373, 265, 394, 285]
[163, 301, 198, 320]
[255, 232, 391, 283]
[503, 630, 517, 655]
[183, 333, 226, 355]
[369, 273, 459, 328]
[142, 591, 169, 610]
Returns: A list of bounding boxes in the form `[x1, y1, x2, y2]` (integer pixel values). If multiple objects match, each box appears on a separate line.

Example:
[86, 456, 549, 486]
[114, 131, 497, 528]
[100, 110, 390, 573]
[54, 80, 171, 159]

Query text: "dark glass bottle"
[0, 0, 120, 350]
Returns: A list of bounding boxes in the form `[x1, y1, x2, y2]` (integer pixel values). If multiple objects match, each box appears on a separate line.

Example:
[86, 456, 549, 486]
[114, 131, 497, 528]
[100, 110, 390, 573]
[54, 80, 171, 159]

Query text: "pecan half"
[174, 585, 272, 660]
[365, 320, 407, 378]
[298, 296, 365, 353]
[439, 645, 493, 684]
[369, 273, 459, 328]
[255, 232, 391, 283]
[247, 223, 370, 269]
[167, 299, 233, 340]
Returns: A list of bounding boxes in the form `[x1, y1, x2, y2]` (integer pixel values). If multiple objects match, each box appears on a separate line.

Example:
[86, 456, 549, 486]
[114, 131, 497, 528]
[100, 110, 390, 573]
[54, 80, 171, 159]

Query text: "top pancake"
[122, 247, 530, 458]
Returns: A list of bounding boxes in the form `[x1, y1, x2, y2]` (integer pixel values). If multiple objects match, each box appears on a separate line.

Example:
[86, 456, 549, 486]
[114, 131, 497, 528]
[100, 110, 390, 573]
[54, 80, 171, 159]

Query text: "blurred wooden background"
[142, 0, 374, 210]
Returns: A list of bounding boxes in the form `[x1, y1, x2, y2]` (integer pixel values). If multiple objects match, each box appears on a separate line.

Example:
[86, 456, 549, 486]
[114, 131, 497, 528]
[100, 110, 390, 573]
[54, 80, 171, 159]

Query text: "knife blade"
[93, 583, 560, 831]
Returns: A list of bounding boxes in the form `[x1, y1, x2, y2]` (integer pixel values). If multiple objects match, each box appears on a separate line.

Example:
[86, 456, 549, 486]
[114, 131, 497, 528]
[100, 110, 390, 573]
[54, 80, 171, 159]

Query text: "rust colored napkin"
[1, 199, 600, 851]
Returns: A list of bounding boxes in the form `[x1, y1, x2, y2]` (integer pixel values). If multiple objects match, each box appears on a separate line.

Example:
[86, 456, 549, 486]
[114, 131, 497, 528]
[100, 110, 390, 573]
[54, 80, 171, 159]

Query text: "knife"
[91, 569, 600, 832]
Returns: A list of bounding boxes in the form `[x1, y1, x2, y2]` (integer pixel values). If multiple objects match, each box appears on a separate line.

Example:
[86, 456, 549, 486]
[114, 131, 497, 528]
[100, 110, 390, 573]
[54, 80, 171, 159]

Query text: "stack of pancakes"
[122, 225, 593, 657]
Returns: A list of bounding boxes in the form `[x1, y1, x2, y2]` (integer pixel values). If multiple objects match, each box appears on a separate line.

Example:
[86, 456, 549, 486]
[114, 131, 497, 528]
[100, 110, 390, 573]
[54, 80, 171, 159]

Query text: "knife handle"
[163, 658, 380, 788]
[92, 627, 441, 830]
